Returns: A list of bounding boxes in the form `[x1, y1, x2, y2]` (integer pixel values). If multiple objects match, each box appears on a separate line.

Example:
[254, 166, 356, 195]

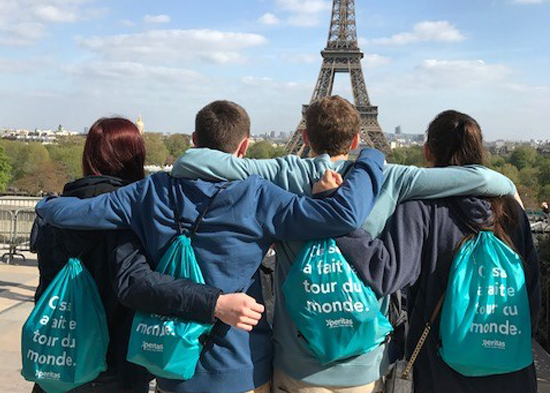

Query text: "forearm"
[172, 147, 319, 194]
[336, 229, 410, 297]
[402, 165, 516, 201]
[266, 148, 385, 240]
[112, 238, 221, 323]
[36, 190, 132, 230]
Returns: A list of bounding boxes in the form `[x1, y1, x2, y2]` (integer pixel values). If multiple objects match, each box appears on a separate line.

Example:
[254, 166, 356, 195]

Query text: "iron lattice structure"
[285, 0, 390, 156]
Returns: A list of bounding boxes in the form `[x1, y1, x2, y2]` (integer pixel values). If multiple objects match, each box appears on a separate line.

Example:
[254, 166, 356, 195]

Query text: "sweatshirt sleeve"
[399, 165, 517, 201]
[512, 206, 541, 336]
[335, 202, 427, 297]
[109, 231, 221, 324]
[256, 148, 384, 241]
[35, 175, 154, 231]
[172, 148, 323, 195]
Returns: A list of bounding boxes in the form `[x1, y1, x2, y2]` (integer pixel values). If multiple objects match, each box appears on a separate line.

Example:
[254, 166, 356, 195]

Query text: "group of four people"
[33, 96, 539, 393]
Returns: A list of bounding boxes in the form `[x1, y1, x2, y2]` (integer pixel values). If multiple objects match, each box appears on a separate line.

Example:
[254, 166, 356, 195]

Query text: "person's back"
[33, 119, 152, 393]
[390, 196, 538, 393]
[340, 110, 540, 393]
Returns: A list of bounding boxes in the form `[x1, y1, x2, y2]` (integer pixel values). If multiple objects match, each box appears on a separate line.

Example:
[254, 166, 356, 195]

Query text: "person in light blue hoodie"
[171, 96, 518, 393]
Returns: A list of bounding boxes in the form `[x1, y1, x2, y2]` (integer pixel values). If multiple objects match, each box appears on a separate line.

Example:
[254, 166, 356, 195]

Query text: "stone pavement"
[2, 254, 550, 392]
[0, 254, 37, 393]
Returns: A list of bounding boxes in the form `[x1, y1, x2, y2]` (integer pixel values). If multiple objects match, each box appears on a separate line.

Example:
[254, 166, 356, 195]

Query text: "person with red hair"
[32, 117, 260, 393]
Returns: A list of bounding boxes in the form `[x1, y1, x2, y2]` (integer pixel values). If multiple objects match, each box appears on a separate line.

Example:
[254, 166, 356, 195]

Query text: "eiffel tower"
[285, 0, 390, 156]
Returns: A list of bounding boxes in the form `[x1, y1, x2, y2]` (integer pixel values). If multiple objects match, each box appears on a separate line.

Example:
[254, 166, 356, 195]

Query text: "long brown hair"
[426, 110, 518, 247]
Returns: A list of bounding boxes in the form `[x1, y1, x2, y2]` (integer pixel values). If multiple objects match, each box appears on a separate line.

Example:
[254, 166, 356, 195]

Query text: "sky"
[0, 0, 549, 141]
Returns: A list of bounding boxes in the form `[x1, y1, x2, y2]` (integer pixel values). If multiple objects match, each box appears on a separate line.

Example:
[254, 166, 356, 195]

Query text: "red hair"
[83, 117, 146, 182]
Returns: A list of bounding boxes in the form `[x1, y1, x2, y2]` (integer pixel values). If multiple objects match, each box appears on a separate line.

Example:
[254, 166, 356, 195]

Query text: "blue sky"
[0, 0, 549, 140]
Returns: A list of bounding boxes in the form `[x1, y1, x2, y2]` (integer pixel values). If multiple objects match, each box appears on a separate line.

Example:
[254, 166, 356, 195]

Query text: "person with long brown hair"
[333, 110, 540, 393]
[31, 117, 264, 393]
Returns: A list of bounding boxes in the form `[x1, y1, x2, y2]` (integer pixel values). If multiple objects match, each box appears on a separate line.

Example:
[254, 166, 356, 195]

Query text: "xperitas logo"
[35, 370, 61, 380]
[482, 339, 506, 350]
[141, 342, 164, 352]
[326, 318, 353, 329]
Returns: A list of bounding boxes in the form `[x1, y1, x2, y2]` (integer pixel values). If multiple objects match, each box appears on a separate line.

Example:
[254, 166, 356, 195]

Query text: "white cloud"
[362, 54, 391, 68]
[258, 13, 281, 26]
[242, 76, 301, 90]
[276, 0, 331, 27]
[277, 0, 331, 14]
[33, 5, 78, 23]
[0, 58, 45, 73]
[414, 59, 511, 88]
[282, 53, 319, 63]
[78, 29, 267, 65]
[369, 21, 465, 46]
[0, 0, 105, 46]
[144, 14, 171, 24]
[513, 0, 550, 3]
[65, 61, 204, 85]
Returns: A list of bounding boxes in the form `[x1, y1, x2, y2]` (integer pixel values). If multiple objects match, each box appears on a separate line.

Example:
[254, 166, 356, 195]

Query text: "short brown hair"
[305, 96, 360, 156]
[195, 100, 251, 153]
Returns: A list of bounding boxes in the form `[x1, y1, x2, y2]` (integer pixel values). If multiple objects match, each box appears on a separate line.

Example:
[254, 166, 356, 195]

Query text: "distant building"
[136, 115, 145, 134]
[395, 125, 402, 135]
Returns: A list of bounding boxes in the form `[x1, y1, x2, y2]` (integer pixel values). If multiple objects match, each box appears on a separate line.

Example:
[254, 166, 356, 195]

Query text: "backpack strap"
[169, 177, 230, 237]
[401, 293, 446, 379]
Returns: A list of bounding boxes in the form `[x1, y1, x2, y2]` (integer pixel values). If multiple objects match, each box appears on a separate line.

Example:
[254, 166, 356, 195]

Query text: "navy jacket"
[32, 176, 154, 391]
[36, 148, 384, 393]
[336, 197, 540, 393]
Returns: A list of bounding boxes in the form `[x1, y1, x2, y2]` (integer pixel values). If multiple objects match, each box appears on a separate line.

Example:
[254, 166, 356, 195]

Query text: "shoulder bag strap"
[401, 293, 446, 379]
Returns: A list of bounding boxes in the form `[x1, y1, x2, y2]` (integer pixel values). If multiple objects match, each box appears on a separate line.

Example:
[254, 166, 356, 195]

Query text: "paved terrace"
[1, 255, 549, 392]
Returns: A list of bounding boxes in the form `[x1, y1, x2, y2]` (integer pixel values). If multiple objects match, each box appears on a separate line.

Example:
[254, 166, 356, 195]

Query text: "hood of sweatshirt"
[451, 196, 493, 229]
[62, 175, 130, 199]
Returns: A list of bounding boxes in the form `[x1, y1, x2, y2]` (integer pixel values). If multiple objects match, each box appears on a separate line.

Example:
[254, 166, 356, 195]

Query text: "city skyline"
[0, 0, 549, 140]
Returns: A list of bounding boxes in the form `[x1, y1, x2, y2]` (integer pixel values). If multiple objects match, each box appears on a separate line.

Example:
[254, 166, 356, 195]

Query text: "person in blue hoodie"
[334, 110, 540, 393]
[170, 96, 518, 392]
[36, 100, 385, 393]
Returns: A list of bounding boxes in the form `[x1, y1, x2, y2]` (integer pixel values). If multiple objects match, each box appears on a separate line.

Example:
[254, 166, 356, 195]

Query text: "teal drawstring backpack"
[21, 241, 109, 393]
[439, 229, 533, 377]
[126, 180, 228, 380]
[283, 238, 393, 365]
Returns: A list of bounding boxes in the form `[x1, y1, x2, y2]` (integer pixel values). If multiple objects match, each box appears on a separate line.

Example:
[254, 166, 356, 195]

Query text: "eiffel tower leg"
[349, 66, 370, 109]
[312, 62, 336, 101]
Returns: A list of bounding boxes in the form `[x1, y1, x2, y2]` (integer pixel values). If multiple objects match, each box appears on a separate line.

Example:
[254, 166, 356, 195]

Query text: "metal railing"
[0, 208, 37, 264]
[0, 196, 41, 209]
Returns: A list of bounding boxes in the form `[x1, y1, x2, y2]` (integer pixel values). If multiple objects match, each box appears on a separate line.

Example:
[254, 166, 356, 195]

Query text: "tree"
[247, 141, 275, 159]
[498, 163, 520, 185]
[144, 133, 169, 166]
[488, 154, 506, 169]
[0, 145, 12, 192]
[13, 160, 67, 195]
[390, 146, 425, 166]
[47, 144, 84, 181]
[509, 146, 537, 170]
[164, 134, 190, 164]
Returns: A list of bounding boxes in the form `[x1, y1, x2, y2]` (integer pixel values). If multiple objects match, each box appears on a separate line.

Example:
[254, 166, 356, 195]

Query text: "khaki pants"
[156, 382, 271, 393]
[272, 369, 384, 393]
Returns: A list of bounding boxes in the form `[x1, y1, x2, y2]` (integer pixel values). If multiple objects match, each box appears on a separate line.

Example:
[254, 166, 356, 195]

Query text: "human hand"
[312, 169, 343, 194]
[214, 293, 265, 332]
